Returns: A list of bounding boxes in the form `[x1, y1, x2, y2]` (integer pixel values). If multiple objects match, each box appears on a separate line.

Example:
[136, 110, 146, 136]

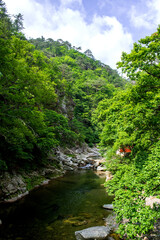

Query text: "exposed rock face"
[75, 226, 111, 240]
[0, 144, 104, 202]
[53, 144, 102, 171]
[0, 172, 27, 200]
[0, 167, 63, 202]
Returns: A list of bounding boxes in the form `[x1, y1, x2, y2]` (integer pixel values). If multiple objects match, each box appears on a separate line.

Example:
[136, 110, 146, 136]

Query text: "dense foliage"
[94, 28, 160, 238]
[0, 0, 124, 171]
[2, 1, 159, 238]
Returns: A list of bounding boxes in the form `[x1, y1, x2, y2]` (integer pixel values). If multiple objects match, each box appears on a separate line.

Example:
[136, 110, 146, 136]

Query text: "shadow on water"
[0, 170, 114, 240]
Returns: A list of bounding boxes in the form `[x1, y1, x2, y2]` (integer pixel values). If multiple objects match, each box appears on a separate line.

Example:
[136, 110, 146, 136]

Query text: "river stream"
[0, 170, 113, 240]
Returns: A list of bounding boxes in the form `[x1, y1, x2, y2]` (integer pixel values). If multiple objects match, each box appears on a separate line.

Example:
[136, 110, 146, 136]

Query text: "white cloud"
[87, 15, 133, 68]
[130, 0, 160, 29]
[5, 0, 133, 69]
[130, 5, 153, 29]
[147, 0, 160, 24]
[60, 0, 82, 7]
[98, 0, 112, 10]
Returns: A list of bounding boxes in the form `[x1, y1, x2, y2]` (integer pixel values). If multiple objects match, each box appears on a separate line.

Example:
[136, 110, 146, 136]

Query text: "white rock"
[75, 226, 111, 240]
[103, 204, 114, 210]
[145, 196, 160, 208]
[97, 166, 106, 171]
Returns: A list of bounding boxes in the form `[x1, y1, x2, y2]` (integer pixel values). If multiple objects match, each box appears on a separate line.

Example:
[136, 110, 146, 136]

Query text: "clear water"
[0, 170, 113, 240]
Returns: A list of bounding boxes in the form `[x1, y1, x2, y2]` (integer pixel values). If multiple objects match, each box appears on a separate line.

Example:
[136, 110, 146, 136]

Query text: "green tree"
[0, 0, 125, 170]
[96, 26, 160, 238]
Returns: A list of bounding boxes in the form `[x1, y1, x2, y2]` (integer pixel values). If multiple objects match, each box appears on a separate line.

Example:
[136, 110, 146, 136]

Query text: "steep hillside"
[0, 1, 125, 171]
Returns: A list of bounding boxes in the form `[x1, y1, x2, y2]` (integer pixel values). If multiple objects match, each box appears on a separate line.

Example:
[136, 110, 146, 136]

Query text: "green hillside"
[0, 0, 125, 171]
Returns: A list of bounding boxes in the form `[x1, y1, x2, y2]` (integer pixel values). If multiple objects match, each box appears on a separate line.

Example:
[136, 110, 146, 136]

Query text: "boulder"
[97, 166, 106, 171]
[105, 171, 113, 182]
[63, 165, 74, 171]
[145, 196, 160, 209]
[75, 226, 111, 240]
[41, 168, 58, 176]
[79, 164, 93, 169]
[103, 204, 114, 210]
[93, 160, 100, 168]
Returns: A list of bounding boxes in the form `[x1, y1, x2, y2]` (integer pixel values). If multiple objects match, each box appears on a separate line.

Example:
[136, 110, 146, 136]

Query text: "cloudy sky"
[4, 0, 160, 69]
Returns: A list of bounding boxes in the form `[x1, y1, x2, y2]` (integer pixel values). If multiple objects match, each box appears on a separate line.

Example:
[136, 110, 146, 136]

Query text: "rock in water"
[75, 226, 111, 240]
[103, 204, 114, 210]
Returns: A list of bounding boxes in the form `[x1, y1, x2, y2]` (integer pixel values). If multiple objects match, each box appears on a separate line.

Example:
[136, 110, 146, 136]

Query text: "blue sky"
[4, 0, 160, 69]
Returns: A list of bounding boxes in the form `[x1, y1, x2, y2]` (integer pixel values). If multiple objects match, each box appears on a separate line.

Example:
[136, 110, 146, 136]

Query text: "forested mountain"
[1, 0, 160, 238]
[0, 0, 125, 171]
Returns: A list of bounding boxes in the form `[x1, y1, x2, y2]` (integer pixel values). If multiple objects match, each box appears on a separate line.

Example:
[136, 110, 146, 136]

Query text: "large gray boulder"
[75, 226, 111, 240]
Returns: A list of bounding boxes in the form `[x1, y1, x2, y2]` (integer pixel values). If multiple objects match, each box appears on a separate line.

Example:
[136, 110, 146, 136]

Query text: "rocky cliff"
[0, 144, 103, 203]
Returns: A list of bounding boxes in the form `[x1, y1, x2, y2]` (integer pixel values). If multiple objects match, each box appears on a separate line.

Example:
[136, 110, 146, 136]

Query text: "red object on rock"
[120, 147, 131, 153]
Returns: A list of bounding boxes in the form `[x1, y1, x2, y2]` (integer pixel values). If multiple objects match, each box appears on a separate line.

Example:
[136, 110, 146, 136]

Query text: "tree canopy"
[94, 26, 160, 239]
[1, 1, 160, 238]
[0, 0, 125, 170]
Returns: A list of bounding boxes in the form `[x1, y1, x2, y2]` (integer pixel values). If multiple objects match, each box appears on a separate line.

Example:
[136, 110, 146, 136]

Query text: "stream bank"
[0, 169, 114, 240]
[0, 144, 106, 202]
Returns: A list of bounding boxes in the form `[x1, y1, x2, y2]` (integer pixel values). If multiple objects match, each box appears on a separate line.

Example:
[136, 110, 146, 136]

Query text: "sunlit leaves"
[117, 26, 160, 82]
[97, 26, 160, 238]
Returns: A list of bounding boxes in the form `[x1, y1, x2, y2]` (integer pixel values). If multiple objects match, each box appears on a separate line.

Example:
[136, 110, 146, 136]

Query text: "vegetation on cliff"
[0, 0, 124, 171]
[1, 0, 160, 238]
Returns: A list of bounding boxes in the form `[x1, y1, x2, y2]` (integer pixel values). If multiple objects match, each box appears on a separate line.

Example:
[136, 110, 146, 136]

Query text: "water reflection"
[0, 170, 113, 240]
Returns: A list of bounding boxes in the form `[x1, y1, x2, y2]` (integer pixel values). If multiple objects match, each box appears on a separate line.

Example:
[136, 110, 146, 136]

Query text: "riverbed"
[0, 170, 113, 240]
